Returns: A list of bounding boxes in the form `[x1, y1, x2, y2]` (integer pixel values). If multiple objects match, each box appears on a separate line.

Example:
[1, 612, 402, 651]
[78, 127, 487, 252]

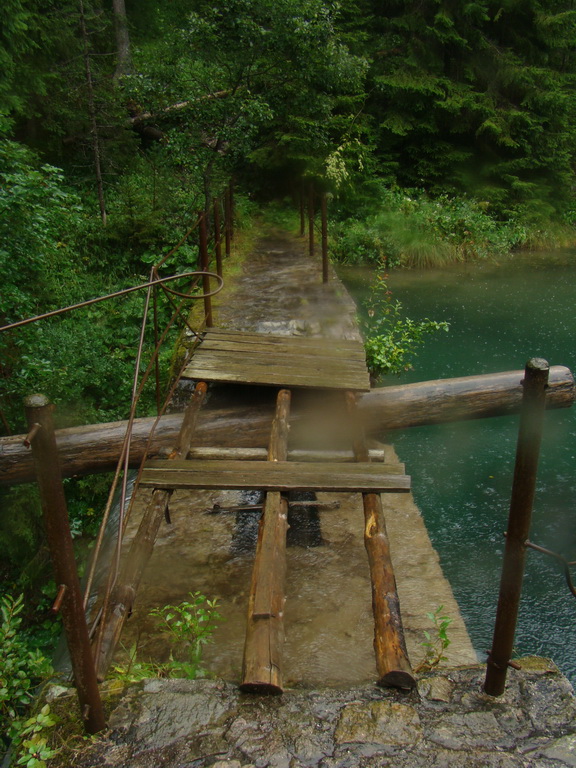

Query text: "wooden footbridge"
[96, 326, 415, 693]
[5, 196, 576, 735]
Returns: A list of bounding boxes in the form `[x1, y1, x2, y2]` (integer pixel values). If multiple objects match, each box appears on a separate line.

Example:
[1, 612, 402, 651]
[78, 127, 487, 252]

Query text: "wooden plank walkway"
[182, 329, 371, 391]
[140, 459, 410, 493]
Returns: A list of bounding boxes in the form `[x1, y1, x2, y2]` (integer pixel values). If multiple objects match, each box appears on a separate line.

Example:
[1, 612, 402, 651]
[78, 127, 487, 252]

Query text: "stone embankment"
[60, 657, 576, 767]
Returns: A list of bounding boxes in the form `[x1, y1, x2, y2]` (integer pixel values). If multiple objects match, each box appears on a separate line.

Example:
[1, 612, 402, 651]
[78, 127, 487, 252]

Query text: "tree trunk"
[112, 0, 131, 79]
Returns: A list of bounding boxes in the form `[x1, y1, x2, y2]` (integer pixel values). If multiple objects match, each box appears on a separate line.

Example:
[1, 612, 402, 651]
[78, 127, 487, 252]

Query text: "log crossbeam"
[241, 389, 291, 694]
[347, 391, 416, 690]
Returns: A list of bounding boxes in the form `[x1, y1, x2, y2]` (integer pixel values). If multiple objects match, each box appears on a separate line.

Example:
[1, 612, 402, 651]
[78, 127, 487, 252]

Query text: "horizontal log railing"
[2, 365, 573, 486]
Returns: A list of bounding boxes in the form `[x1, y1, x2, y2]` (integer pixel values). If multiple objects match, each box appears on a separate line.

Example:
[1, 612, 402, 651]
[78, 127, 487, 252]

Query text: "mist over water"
[339, 250, 576, 683]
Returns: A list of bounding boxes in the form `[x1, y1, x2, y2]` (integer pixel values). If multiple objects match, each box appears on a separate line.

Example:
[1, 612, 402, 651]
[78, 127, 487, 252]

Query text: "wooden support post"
[299, 182, 305, 237]
[213, 197, 223, 278]
[484, 358, 549, 696]
[321, 192, 329, 284]
[95, 382, 208, 680]
[241, 389, 291, 694]
[224, 186, 232, 257]
[24, 395, 105, 734]
[308, 182, 315, 258]
[198, 213, 213, 328]
[346, 391, 416, 690]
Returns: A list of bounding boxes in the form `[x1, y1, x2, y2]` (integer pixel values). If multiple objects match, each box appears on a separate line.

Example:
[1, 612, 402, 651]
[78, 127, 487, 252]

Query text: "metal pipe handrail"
[0, 271, 224, 333]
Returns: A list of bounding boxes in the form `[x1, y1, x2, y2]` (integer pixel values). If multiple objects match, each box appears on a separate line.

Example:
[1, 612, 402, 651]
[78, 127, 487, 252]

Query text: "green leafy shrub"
[150, 592, 222, 678]
[0, 593, 54, 750]
[415, 605, 453, 673]
[330, 186, 531, 267]
[362, 271, 449, 377]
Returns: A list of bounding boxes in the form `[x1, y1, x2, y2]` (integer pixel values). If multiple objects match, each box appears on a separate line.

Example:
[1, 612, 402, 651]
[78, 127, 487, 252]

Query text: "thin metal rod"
[484, 358, 550, 696]
[24, 394, 105, 734]
[525, 540, 576, 598]
[0, 271, 223, 333]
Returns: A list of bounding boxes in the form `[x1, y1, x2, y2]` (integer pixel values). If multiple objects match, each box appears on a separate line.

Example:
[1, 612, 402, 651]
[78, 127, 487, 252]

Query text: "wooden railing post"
[299, 181, 306, 237]
[24, 394, 105, 735]
[308, 182, 315, 258]
[224, 186, 232, 258]
[321, 192, 329, 284]
[484, 358, 550, 696]
[198, 212, 214, 328]
[213, 197, 223, 278]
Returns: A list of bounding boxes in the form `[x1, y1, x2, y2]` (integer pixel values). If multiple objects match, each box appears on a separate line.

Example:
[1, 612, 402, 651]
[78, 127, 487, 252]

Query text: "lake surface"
[338, 250, 576, 684]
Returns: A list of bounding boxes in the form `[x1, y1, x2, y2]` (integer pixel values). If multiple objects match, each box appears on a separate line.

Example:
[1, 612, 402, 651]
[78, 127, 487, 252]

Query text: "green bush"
[330, 186, 532, 267]
[362, 271, 449, 377]
[0, 593, 53, 744]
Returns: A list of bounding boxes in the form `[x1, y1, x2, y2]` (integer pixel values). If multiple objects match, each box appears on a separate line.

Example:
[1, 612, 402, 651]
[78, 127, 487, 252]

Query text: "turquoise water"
[339, 250, 576, 683]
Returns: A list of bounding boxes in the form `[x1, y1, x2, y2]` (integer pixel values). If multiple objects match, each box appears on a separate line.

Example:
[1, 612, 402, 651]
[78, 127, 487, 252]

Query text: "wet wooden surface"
[182, 329, 371, 391]
[140, 459, 410, 493]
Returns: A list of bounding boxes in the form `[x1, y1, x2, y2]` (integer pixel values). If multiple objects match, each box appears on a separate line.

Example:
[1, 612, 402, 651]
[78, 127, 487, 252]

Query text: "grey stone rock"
[427, 710, 510, 750]
[418, 676, 454, 703]
[334, 700, 422, 747]
[534, 733, 576, 767]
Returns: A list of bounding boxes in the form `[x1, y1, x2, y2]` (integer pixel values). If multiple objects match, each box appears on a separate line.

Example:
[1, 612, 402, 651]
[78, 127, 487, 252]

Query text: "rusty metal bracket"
[525, 539, 576, 599]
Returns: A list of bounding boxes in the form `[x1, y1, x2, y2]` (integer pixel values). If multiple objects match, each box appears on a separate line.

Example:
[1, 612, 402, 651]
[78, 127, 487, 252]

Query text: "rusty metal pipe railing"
[0, 271, 223, 334]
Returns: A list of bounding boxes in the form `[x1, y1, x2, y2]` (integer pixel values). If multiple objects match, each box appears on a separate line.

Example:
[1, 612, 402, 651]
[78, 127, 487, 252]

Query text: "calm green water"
[338, 250, 576, 683]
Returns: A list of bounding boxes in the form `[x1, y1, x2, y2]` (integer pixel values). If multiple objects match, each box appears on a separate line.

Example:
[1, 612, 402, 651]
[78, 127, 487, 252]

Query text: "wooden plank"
[347, 391, 415, 690]
[241, 389, 290, 694]
[187, 447, 394, 464]
[196, 346, 367, 366]
[140, 459, 410, 492]
[198, 338, 367, 360]
[188, 352, 369, 374]
[183, 366, 370, 391]
[204, 328, 364, 349]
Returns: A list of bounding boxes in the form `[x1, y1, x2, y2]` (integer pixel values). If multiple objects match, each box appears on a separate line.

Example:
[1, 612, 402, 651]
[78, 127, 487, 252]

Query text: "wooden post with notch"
[24, 394, 106, 734]
[346, 391, 416, 689]
[95, 382, 208, 680]
[484, 358, 549, 696]
[240, 388, 291, 693]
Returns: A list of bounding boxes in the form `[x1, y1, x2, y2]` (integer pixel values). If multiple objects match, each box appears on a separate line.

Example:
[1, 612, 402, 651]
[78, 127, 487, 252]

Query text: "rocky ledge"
[63, 658, 576, 768]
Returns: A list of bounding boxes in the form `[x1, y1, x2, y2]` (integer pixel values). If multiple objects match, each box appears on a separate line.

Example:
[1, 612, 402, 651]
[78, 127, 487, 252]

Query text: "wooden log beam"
[347, 392, 416, 690]
[94, 382, 207, 681]
[356, 365, 574, 431]
[240, 389, 291, 694]
[2, 366, 573, 486]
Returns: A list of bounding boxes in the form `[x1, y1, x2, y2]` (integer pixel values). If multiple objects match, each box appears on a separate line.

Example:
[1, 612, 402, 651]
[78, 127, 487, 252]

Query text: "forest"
[1, 0, 576, 756]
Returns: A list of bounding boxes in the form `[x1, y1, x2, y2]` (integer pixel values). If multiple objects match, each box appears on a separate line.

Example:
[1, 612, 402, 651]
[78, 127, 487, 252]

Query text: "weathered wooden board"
[140, 459, 410, 492]
[182, 328, 371, 391]
[198, 338, 367, 360]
